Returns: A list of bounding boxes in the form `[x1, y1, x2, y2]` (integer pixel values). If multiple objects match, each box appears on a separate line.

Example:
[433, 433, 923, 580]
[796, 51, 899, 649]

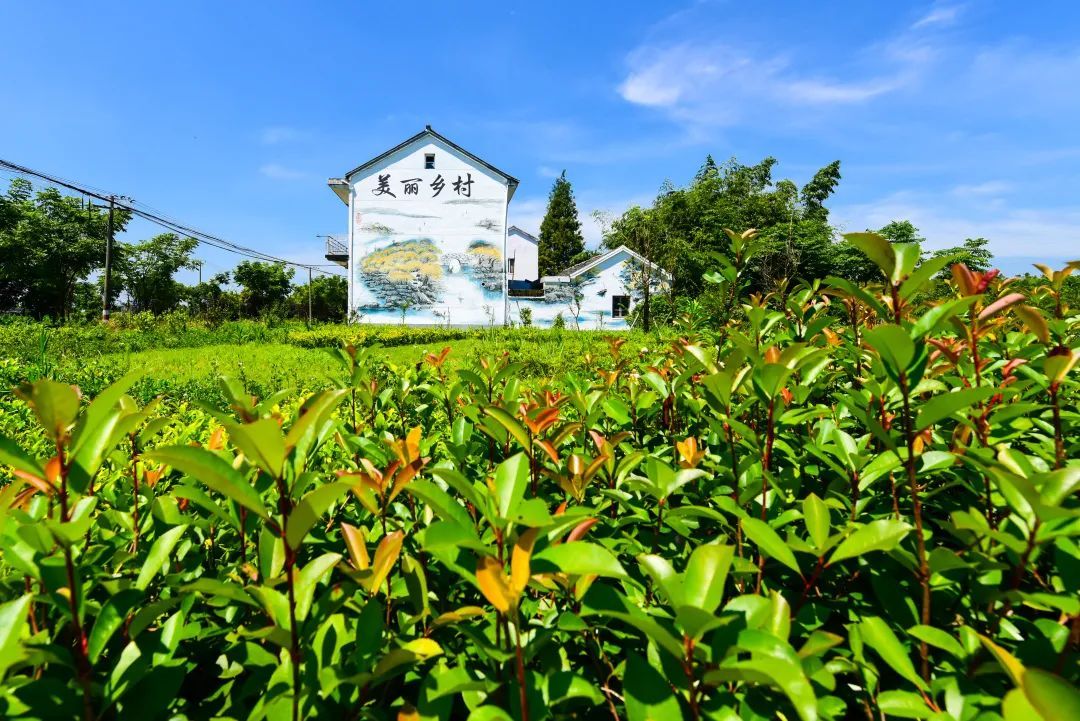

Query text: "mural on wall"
[358, 238, 443, 308]
[351, 147, 509, 324]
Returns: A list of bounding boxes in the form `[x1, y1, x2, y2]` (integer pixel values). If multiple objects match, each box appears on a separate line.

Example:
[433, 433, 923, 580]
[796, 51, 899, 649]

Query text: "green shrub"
[0, 246, 1077, 720]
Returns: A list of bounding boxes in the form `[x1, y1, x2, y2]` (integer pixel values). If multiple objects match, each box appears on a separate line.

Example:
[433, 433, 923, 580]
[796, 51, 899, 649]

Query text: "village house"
[326, 126, 669, 328]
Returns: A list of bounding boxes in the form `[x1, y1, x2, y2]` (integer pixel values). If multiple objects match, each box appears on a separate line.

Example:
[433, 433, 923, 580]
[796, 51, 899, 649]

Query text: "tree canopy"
[234, 260, 295, 317]
[538, 171, 585, 277]
[0, 179, 130, 319]
[114, 233, 199, 314]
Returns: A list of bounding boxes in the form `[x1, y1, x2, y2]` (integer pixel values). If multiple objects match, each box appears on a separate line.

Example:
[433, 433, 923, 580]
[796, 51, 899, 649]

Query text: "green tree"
[835, 220, 927, 284]
[289, 274, 347, 322]
[875, 219, 925, 245]
[538, 171, 585, 277]
[233, 261, 294, 317]
[932, 237, 993, 275]
[800, 160, 841, 224]
[114, 233, 199, 314]
[0, 179, 130, 319]
[184, 271, 240, 323]
[604, 156, 843, 295]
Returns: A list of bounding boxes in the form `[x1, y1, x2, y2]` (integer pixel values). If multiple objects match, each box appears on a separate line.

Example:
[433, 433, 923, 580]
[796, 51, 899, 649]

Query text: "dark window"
[507, 258, 516, 275]
[612, 295, 630, 318]
[424, 153, 436, 170]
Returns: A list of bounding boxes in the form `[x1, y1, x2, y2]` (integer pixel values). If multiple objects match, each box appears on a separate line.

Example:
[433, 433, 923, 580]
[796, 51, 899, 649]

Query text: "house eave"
[327, 178, 349, 205]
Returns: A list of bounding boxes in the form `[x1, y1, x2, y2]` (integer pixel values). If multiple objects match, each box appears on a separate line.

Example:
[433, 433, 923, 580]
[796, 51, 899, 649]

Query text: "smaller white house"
[506, 226, 539, 282]
[510, 244, 671, 329]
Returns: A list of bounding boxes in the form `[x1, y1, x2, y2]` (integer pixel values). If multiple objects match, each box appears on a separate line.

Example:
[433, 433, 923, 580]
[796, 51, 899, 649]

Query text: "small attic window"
[424, 153, 436, 170]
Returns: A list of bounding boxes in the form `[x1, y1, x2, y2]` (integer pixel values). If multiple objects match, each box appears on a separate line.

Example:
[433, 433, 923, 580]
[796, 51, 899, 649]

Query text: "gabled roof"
[508, 226, 539, 244]
[543, 245, 673, 283]
[342, 126, 520, 199]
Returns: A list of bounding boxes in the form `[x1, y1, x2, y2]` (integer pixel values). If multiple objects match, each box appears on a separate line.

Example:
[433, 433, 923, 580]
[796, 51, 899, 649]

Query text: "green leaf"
[878, 690, 933, 718]
[286, 481, 352, 550]
[467, 707, 515, 721]
[638, 554, 681, 606]
[136, 525, 187, 591]
[907, 625, 966, 660]
[423, 520, 485, 552]
[408, 479, 475, 530]
[683, 544, 734, 613]
[865, 325, 915, 374]
[494, 452, 529, 519]
[16, 378, 80, 441]
[892, 243, 922, 283]
[88, 589, 143, 664]
[899, 253, 957, 300]
[859, 616, 927, 691]
[741, 517, 801, 574]
[829, 519, 911, 565]
[1034, 468, 1080, 507]
[294, 552, 342, 621]
[182, 578, 258, 607]
[147, 445, 268, 519]
[284, 388, 347, 455]
[0, 594, 31, 679]
[802, 493, 830, 551]
[909, 296, 977, 339]
[0, 435, 45, 481]
[226, 418, 286, 478]
[706, 649, 818, 721]
[624, 653, 683, 721]
[844, 232, 895, 279]
[533, 542, 627, 578]
[1023, 668, 1080, 721]
[824, 276, 890, 320]
[915, 387, 997, 432]
[430, 466, 488, 520]
[484, 406, 531, 452]
[68, 370, 144, 489]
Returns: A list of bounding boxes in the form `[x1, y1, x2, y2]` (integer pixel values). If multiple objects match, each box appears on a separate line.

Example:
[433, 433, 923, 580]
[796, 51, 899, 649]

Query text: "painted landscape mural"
[348, 139, 509, 325]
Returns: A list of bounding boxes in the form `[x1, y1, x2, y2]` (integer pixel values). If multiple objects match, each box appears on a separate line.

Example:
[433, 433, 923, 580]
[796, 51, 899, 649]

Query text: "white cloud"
[259, 163, 308, 181]
[617, 39, 923, 130]
[950, 180, 1012, 197]
[785, 77, 902, 104]
[260, 126, 307, 145]
[833, 191, 1080, 258]
[912, 4, 962, 30]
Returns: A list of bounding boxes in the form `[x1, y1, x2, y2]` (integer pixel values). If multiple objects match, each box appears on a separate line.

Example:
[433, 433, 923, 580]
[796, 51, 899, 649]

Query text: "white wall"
[347, 135, 510, 325]
[506, 228, 539, 281]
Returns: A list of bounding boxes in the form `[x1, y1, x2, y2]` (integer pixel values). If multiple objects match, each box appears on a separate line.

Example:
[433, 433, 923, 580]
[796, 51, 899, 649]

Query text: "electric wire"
[0, 158, 345, 278]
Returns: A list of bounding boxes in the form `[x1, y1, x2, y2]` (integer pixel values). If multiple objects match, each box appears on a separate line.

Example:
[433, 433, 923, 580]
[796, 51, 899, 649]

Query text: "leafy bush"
[0, 239, 1077, 720]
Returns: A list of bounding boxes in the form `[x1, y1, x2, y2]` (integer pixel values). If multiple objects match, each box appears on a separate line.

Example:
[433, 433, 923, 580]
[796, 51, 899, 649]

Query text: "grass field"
[0, 321, 651, 406]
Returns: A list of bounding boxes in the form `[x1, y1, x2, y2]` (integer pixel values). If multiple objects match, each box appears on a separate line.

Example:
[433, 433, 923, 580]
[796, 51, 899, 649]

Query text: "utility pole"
[102, 196, 115, 321]
[307, 266, 313, 326]
[195, 260, 203, 284]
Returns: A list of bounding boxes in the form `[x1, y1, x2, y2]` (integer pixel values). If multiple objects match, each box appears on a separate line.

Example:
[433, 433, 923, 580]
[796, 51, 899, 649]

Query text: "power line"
[0, 158, 345, 278]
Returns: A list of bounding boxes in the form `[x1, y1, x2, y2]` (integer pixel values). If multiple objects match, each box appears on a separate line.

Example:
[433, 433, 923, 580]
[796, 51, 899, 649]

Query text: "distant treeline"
[0, 178, 345, 322]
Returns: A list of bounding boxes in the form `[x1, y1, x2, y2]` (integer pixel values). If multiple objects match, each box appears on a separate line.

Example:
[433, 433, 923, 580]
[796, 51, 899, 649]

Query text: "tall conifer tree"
[538, 171, 584, 276]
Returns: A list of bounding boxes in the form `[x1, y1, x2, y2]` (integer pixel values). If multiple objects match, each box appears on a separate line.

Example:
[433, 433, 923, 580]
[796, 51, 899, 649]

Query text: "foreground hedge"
[0, 239, 1077, 720]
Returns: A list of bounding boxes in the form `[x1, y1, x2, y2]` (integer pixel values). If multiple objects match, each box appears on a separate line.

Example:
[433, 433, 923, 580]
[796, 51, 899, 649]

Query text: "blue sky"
[2, 1, 1078, 281]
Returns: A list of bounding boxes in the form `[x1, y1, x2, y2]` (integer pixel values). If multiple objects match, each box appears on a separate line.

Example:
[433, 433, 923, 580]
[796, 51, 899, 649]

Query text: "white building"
[512, 245, 672, 329]
[506, 226, 539, 282]
[326, 127, 668, 328]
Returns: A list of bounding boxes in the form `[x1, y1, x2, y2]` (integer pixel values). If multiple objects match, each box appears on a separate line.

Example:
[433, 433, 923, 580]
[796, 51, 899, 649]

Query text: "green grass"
[39, 340, 489, 400]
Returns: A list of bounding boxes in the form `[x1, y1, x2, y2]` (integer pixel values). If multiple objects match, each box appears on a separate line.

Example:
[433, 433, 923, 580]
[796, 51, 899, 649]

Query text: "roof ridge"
[342, 127, 520, 187]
